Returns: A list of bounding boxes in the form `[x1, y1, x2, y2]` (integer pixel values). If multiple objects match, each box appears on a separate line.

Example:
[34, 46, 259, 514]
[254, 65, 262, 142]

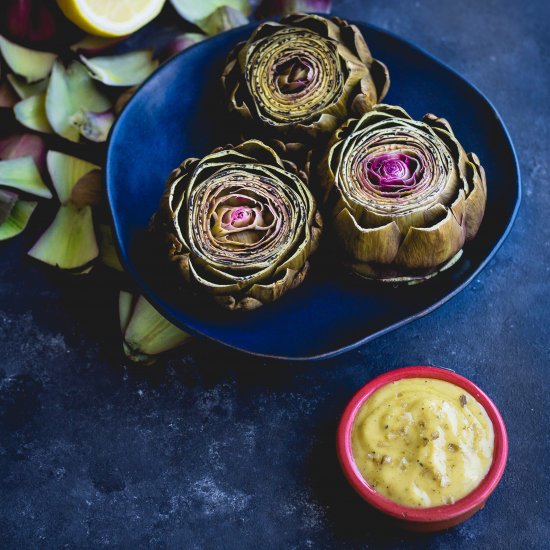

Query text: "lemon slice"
[57, 0, 166, 37]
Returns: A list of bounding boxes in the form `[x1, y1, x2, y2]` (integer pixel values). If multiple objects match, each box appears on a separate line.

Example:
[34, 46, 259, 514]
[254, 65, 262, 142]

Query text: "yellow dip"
[351, 378, 494, 508]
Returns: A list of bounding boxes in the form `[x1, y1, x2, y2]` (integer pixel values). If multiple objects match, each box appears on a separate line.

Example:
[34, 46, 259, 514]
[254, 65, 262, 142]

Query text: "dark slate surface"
[0, 0, 548, 548]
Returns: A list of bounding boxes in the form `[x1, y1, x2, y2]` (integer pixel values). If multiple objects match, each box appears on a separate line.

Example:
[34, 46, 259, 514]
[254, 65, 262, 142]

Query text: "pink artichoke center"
[228, 206, 254, 228]
[360, 152, 422, 195]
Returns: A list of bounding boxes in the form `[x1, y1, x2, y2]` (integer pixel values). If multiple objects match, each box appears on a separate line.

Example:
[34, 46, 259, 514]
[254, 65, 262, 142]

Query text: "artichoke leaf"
[0, 35, 56, 82]
[45, 60, 111, 142]
[0, 157, 52, 198]
[121, 293, 192, 365]
[7, 74, 49, 99]
[80, 50, 158, 87]
[14, 93, 54, 133]
[28, 203, 98, 269]
[0, 199, 37, 241]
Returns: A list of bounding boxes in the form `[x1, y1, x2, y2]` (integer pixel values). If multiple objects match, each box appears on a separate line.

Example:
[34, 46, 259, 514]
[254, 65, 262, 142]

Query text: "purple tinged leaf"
[255, 0, 332, 18]
[69, 109, 115, 143]
[0, 133, 47, 172]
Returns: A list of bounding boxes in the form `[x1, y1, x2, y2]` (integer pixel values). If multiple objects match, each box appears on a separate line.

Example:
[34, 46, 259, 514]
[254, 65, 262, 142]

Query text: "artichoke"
[152, 140, 322, 310]
[320, 104, 487, 282]
[222, 13, 389, 141]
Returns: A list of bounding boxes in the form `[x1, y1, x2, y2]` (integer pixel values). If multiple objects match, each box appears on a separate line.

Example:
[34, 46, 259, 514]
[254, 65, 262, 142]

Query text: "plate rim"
[106, 20, 522, 362]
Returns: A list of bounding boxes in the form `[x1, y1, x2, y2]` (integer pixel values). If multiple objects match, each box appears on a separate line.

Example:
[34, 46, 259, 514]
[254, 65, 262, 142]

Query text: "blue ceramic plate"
[106, 21, 520, 360]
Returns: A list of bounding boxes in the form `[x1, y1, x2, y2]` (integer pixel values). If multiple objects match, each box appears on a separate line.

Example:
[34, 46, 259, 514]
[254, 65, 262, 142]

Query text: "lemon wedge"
[57, 0, 166, 37]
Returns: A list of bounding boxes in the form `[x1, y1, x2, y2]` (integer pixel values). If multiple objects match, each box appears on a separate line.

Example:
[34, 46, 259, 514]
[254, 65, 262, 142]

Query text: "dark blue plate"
[106, 21, 520, 361]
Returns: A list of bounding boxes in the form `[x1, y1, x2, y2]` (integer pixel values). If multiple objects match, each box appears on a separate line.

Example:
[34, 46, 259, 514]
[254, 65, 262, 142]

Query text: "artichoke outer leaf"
[69, 109, 115, 143]
[0, 35, 56, 83]
[0, 199, 37, 241]
[199, 6, 248, 36]
[28, 204, 98, 269]
[0, 133, 47, 172]
[0, 157, 52, 198]
[169, 0, 251, 24]
[334, 207, 401, 264]
[122, 295, 192, 364]
[45, 61, 112, 142]
[394, 210, 465, 270]
[14, 94, 54, 134]
[7, 74, 49, 99]
[80, 51, 159, 87]
[46, 151, 100, 204]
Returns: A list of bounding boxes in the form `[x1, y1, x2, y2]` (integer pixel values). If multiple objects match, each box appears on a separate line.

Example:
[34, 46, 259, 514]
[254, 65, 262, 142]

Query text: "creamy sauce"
[351, 378, 494, 507]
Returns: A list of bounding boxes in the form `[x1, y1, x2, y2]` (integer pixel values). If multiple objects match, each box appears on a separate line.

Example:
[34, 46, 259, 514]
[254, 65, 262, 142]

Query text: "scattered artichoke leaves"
[0, 35, 56, 83]
[80, 50, 159, 87]
[119, 291, 192, 365]
[28, 151, 101, 272]
[45, 60, 112, 143]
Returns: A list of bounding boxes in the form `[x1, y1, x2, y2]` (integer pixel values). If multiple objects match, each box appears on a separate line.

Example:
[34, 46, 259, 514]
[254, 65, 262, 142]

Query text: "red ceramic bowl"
[337, 366, 508, 532]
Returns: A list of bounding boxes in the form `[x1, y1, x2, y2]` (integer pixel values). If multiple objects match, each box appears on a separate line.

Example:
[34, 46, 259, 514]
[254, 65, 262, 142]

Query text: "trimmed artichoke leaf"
[169, 0, 251, 24]
[122, 293, 192, 365]
[0, 133, 47, 171]
[7, 73, 48, 99]
[0, 35, 56, 82]
[14, 93, 54, 133]
[0, 199, 37, 241]
[0, 189, 18, 225]
[256, 0, 332, 17]
[70, 35, 124, 55]
[0, 80, 18, 108]
[46, 151, 100, 204]
[0, 156, 52, 198]
[99, 224, 124, 272]
[28, 203, 98, 269]
[200, 6, 248, 36]
[80, 50, 158, 87]
[69, 109, 115, 142]
[160, 33, 205, 61]
[45, 60, 112, 142]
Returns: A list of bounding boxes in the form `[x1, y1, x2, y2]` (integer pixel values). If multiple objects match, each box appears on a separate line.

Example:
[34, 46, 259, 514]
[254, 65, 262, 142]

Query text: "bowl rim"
[336, 366, 508, 522]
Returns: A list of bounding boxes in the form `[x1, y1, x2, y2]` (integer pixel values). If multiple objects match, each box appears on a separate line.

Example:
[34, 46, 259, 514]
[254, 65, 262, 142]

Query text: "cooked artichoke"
[320, 104, 487, 282]
[152, 140, 322, 310]
[222, 13, 389, 141]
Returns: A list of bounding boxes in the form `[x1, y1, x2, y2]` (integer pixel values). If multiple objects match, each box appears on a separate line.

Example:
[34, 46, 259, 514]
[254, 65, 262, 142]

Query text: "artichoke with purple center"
[222, 13, 390, 142]
[320, 104, 487, 283]
[151, 140, 323, 310]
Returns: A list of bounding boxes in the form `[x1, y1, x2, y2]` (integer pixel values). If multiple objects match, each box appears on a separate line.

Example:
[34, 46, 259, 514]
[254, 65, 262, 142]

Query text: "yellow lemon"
[57, 0, 166, 37]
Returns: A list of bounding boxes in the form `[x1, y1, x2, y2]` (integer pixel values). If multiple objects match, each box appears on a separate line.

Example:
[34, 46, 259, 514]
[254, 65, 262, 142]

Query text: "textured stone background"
[1, 0, 549, 548]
